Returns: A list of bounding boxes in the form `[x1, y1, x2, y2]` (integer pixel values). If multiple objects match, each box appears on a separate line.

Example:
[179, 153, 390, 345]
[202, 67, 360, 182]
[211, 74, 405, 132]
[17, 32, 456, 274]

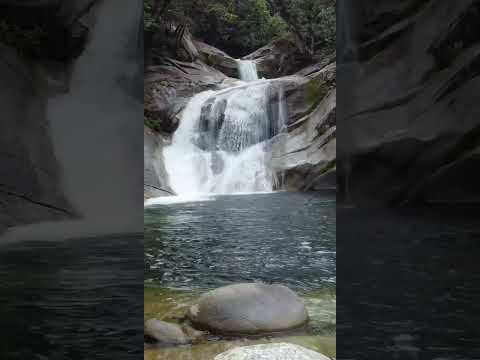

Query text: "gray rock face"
[0, 44, 74, 234]
[187, 283, 309, 336]
[144, 319, 190, 346]
[337, 0, 480, 204]
[214, 343, 331, 360]
[144, 59, 234, 134]
[144, 128, 174, 199]
[195, 40, 239, 78]
[271, 62, 337, 191]
[243, 37, 308, 78]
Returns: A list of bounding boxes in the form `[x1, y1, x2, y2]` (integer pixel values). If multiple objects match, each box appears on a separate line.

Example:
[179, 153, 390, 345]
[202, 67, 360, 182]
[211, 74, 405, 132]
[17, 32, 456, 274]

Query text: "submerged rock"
[214, 343, 331, 360]
[144, 319, 190, 346]
[187, 283, 309, 336]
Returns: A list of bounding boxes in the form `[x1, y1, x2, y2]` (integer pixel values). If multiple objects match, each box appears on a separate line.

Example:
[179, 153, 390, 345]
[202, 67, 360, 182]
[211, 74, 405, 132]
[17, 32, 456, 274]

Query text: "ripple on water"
[145, 192, 336, 293]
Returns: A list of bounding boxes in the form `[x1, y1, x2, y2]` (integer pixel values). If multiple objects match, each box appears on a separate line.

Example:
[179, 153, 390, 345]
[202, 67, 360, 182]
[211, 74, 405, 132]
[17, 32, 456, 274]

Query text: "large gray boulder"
[187, 283, 309, 336]
[214, 343, 331, 360]
[195, 40, 239, 78]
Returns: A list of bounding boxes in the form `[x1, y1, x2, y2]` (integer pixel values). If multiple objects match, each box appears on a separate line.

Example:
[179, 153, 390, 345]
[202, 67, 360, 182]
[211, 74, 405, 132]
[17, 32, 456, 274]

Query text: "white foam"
[144, 193, 215, 206]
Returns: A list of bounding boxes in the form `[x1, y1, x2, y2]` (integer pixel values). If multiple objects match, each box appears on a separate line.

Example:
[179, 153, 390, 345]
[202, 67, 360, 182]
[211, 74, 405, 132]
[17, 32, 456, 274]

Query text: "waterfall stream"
[237, 60, 259, 82]
[162, 60, 287, 197]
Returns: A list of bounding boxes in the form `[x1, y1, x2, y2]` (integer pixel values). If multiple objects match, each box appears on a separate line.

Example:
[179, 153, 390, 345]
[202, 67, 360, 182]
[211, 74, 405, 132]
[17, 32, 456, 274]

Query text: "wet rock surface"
[271, 62, 336, 191]
[144, 128, 174, 199]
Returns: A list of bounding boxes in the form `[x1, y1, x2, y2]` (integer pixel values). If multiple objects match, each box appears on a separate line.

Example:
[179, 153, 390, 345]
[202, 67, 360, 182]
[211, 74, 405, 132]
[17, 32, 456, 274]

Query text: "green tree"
[269, 0, 335, 55]
[144, 0, 334, 58]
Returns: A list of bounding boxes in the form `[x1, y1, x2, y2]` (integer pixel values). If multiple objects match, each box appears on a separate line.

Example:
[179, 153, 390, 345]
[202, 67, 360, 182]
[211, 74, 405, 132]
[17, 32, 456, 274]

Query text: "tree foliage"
[145, 0, 335, 58]
[269, 0, 336, 55]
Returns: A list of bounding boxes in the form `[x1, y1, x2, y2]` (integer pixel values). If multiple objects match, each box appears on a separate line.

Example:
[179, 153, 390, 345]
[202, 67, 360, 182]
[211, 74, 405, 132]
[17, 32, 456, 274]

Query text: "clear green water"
[144, 287, 336, 359]
[144, 192, 336, 358]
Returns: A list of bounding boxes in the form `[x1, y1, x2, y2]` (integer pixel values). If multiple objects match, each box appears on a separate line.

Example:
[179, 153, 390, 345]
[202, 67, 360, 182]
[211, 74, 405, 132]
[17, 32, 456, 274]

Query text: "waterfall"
[163, 80, 287, 196]
[237, 60, 259, 82]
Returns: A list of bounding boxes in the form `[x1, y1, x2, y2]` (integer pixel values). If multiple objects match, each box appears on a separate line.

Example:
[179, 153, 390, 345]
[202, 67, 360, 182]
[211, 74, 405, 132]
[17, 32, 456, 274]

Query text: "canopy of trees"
[145, 0, 335, 58]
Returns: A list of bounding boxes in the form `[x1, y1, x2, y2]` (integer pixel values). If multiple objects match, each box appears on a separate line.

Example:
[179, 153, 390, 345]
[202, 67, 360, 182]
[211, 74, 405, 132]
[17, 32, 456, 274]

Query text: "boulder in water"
[214, 343, 331, 360]
[144, 319, 190, 346]
[187, 283, 309, 336]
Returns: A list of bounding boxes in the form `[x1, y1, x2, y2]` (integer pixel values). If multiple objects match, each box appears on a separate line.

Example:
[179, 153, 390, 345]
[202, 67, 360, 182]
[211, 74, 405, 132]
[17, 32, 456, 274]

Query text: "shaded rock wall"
[337, 0, 480, 205]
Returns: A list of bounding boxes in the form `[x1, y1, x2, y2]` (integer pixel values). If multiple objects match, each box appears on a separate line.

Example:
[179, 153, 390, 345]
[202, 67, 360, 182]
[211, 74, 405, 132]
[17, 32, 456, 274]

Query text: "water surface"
[145, 191, 336, 292]
[337, 206, 480, 359]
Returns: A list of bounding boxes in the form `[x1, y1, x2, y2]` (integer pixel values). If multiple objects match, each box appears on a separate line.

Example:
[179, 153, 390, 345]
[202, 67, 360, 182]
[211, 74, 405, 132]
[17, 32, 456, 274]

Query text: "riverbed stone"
[214, 343, 331, 360]
[144, 319, 190, 345]
[187, 283, 309, 336]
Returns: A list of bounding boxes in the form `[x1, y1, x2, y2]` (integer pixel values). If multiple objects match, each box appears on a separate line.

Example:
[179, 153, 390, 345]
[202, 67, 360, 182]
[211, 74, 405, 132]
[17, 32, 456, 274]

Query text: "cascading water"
[163, 63, 287, 197]
[237, 60, 259, 82]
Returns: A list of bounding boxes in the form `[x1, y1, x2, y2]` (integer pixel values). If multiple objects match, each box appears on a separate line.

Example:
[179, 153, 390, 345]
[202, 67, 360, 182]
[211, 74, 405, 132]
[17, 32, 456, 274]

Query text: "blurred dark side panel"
[337, 0, 480, 358]
[0, 1, 144, 359]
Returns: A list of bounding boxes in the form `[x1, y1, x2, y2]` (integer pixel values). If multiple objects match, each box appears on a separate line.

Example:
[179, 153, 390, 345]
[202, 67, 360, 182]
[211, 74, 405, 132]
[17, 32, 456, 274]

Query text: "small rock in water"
[187, 283, 309, 336]
[144, 319, 190, 346]
[214, 343, 331, 360]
